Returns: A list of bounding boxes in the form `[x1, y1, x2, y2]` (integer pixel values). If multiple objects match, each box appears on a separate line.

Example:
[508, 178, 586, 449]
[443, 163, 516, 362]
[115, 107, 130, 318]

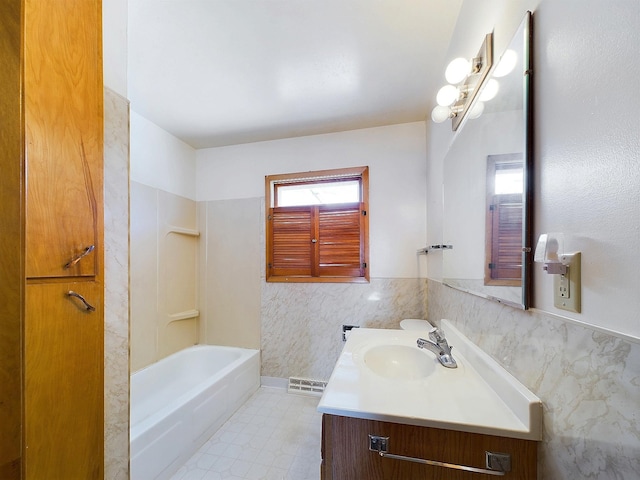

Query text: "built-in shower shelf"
[166, 225, 200, 237]
[166, 309, 200, 325]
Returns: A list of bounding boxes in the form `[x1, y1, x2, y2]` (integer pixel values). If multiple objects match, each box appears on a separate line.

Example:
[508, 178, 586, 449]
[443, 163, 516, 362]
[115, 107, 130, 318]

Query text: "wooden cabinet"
[24, 0, 103, 279]
[0, 1, 24, 477]
[322, 414, 537, 480]
[0, 0, 104, 478]
[24, 282, 104, 479]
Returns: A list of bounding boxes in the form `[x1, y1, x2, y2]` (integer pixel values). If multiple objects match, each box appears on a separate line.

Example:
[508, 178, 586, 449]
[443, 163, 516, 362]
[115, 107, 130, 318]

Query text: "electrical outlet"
[554, 252, 581, 313]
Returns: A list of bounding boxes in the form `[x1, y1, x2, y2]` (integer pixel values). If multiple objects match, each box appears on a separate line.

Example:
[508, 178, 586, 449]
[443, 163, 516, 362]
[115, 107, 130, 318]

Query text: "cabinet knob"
[67, 291, 96, 312]
[64, 245, 95, 269]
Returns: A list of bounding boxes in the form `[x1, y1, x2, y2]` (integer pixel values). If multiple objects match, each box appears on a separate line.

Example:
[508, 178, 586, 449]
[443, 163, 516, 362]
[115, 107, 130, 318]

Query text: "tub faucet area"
[417, 328, 457, 368]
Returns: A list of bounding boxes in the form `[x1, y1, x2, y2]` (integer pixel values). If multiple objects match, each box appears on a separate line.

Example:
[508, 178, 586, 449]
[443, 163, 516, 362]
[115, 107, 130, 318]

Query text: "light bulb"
[431, 105, 451, 123]
[468, 101, 485, 119]
[445, 58, 470, 84]
[479, 79, 499, 102]
[436, 85, 459, 107]
[493, 49, 518, 78]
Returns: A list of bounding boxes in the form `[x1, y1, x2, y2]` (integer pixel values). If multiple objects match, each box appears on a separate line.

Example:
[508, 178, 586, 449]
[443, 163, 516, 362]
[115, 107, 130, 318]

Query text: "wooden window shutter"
[265, 166, 369, 283]
[268, 207, 313, 277]
[486, 193, 522, 285]
[317, 203, 364, 277]
[267, 203, 365, 280]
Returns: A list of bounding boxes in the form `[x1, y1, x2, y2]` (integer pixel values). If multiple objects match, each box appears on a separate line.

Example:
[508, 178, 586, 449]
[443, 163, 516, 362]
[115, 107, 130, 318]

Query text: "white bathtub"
[130, 345, 260, 480]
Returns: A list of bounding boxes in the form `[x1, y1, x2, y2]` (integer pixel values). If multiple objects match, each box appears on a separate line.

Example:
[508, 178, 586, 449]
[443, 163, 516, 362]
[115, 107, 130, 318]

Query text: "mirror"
[443, 12, 532, 309]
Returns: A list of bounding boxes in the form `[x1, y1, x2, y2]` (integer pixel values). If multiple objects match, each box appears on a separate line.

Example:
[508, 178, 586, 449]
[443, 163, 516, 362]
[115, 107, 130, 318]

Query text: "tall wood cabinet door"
[24, 282, 103, 480]
[0, 0, 24, 478]
[23, 0, 103, 279]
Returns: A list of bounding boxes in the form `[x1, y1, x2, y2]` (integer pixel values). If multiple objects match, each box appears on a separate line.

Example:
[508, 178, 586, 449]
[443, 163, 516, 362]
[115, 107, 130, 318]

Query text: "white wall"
[196, 122, 429, 378]
[427, 0, 640, 478]
[103, 0, 128, 97]
[130, 110, 197, 200]
[532, 0, 640, 338]
[197, 122, 428, 279]
[427, 0, 640, 341]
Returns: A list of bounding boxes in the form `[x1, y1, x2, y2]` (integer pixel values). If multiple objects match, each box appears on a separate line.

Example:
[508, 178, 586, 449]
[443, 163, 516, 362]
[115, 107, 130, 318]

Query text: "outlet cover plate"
[554, 252, 581, 313]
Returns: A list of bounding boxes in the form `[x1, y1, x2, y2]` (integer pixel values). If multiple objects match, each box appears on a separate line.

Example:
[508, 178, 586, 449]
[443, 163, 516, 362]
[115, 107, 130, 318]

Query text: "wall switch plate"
[554, 252, 581, 313]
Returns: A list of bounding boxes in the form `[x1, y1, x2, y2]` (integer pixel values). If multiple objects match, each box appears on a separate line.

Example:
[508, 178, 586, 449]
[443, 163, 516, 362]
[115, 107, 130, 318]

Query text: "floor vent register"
[287, 377, 327, 396]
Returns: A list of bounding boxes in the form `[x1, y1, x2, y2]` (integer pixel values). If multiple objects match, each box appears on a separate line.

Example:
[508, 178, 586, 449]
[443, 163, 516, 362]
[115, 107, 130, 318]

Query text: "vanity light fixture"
[493, 49, 518, 78]
[431, 33, 493, 131]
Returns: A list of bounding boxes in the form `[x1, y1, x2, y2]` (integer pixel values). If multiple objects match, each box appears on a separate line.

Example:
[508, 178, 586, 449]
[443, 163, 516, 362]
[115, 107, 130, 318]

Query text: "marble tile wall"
[103, 87, 130, 480]
[427, 279, 640, 479]
[261, 278, 427, 380]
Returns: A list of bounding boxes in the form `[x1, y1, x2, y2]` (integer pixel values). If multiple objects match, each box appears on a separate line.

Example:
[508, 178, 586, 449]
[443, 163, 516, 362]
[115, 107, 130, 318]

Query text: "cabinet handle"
[369, 435, 509, 476]
[376, 451, 507, 476]
[67, 291, 96, 312]
[64, 245, 95, 269]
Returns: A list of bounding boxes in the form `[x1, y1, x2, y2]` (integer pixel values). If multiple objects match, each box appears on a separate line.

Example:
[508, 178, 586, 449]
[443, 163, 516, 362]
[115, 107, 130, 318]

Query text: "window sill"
[266, 276, 370, 284]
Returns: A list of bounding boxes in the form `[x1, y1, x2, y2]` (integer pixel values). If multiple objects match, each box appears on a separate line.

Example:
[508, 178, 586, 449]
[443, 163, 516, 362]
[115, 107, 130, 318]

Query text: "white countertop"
[317, 319, 542, 441]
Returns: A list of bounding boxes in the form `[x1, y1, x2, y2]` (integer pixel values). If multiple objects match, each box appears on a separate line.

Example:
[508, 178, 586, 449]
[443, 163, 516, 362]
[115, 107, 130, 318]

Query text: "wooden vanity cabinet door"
[24, 0, 103, 279]
[322, 414, 537, 480]
[24, 281, 104, 480]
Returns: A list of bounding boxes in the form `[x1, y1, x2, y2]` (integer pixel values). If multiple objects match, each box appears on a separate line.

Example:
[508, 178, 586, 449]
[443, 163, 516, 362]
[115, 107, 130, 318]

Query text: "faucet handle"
[428, 327, 446, 344]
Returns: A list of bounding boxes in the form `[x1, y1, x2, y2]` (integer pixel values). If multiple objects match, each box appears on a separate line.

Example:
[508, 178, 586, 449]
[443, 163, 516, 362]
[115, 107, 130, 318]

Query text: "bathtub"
[130, 345, 260, 480]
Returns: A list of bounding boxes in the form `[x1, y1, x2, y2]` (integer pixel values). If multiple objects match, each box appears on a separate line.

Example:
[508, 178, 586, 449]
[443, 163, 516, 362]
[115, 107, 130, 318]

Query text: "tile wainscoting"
[427, 279, 640, 479]
[261, 278, 427, 380]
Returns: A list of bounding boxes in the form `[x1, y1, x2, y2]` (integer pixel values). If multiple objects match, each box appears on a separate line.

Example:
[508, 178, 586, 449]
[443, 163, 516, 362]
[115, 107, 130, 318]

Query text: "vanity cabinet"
[0, 0, 104, 478]
[321, 414, 537, 480]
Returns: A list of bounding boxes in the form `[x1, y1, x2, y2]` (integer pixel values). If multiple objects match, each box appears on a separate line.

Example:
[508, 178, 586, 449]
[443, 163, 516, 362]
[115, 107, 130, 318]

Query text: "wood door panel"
[0, 0, 24, 476]
[24, 0, 103, 278]
[24, 282, 103, 480]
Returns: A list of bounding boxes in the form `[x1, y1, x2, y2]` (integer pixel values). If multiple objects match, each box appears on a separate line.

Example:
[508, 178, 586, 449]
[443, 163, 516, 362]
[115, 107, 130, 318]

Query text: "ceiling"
[128, 0, 464, 149]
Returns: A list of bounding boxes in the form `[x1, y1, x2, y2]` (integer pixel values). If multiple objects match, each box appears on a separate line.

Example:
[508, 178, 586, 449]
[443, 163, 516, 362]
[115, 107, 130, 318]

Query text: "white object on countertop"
[400, 319, 434, 331]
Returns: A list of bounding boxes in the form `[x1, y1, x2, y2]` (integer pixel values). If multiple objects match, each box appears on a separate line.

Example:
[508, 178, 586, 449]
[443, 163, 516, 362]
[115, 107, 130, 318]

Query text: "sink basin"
[319, 322, 543, 441]
[364, 345, 436, 380]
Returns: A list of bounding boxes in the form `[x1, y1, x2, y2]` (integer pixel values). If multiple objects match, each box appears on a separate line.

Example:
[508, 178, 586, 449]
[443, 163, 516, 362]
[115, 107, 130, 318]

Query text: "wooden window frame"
[266, 166, 369, 283]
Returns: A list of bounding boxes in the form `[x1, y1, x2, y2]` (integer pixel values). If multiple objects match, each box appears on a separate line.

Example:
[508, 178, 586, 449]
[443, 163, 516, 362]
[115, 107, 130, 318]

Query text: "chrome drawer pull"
[64, 245, 95, 269]
[377, 451, 506, 476]
[369, 435, 509, 476]
[67, 291, 96, 312]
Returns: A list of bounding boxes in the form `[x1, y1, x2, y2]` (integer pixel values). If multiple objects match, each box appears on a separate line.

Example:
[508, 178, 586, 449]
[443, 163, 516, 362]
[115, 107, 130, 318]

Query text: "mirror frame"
[443, 11, 533, 309]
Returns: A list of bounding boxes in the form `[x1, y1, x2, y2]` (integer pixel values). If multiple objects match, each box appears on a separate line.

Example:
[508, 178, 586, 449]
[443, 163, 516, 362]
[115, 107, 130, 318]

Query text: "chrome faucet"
[417, 328, 457, 368]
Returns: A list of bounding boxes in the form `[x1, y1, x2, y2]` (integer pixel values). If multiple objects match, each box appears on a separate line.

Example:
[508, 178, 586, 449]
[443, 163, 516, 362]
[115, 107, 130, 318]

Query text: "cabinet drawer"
[322, 414, 537, 480]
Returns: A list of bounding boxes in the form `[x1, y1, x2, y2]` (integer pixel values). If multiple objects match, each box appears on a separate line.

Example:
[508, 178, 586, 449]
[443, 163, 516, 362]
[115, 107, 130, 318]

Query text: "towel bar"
[369, 434, 509, 476]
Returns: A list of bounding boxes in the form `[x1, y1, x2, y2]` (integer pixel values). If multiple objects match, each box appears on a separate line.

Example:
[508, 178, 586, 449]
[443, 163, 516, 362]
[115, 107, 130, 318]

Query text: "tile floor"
[170, 387, 323, 480]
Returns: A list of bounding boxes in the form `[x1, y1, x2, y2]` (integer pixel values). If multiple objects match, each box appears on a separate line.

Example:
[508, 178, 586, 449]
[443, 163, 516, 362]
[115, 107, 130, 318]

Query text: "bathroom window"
[485, 154, 523, 286]
[265, 166, 369, 283]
